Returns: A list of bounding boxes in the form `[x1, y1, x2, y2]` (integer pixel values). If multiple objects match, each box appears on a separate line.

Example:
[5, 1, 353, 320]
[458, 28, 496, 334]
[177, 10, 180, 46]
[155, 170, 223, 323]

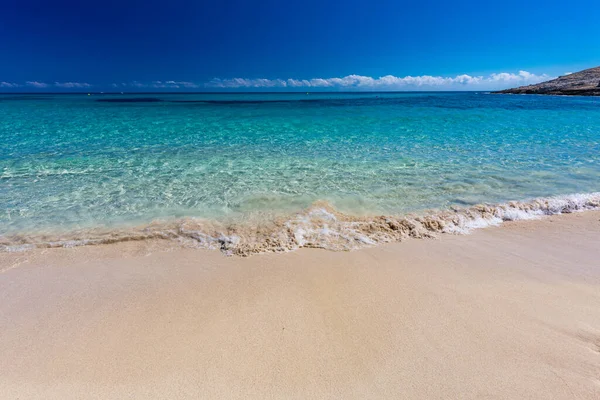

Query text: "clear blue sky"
[2, 0, 600, 91]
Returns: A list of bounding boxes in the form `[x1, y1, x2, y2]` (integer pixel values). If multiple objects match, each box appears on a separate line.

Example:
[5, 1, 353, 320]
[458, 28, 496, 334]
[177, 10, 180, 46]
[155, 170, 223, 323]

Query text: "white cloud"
[26, 81, 49, 88]
[110, 81, 201, 89]
[20, 81, 92, 89]
[208, 78, 288, 88]
[206, 71, 552, 91]
[166, 81, 199, 88]
[0, 82, 19, 88]
[150, 80, 200, 89]
[54, 82, 92, 88]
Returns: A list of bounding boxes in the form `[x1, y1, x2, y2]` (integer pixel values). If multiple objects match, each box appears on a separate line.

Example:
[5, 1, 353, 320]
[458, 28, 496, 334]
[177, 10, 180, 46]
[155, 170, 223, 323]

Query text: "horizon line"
[0, 90, 496, 95]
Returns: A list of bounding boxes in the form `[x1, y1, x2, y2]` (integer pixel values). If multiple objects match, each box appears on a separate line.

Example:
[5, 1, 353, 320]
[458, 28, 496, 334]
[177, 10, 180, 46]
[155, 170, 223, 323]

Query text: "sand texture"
[1, 211, 600, 399]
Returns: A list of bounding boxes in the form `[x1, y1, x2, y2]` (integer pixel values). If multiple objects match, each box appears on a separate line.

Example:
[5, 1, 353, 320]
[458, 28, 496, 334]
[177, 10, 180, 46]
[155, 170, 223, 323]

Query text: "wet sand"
[1, 211, 599, 399]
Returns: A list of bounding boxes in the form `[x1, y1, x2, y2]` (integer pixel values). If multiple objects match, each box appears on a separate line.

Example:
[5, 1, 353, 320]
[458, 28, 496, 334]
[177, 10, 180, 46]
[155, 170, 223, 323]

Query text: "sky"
[1, 0, 600, 92]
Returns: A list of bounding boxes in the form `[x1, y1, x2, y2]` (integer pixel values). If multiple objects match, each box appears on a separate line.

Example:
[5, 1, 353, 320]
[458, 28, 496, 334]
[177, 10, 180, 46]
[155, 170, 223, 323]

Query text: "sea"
[2, 92, 600, 254]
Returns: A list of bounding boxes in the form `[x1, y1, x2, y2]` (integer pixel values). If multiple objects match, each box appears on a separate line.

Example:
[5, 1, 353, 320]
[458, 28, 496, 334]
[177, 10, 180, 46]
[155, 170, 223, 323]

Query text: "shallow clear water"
[2, 92, 600, 238]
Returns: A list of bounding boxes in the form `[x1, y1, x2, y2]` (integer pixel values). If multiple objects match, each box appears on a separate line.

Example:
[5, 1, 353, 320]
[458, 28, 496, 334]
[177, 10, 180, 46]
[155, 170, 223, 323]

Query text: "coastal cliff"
[496, 66, 600, 96]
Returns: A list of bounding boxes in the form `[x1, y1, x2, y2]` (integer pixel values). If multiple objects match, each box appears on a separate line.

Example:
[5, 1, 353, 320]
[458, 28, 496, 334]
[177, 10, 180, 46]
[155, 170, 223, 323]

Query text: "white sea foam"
[1, 192, 599, 256]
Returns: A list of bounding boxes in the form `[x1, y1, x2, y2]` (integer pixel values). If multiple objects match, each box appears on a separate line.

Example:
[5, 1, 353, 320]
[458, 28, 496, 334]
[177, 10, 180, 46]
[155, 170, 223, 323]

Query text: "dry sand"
[1, 211, 599, 399]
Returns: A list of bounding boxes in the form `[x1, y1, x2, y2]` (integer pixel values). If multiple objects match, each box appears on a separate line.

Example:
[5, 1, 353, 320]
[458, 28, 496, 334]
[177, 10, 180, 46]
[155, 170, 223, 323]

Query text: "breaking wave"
[1, 192, 599, 256]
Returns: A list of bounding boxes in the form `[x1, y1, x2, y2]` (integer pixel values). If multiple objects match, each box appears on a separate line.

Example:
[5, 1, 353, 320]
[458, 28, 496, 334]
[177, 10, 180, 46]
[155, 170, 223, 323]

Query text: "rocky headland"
[496, 66, 600, 96]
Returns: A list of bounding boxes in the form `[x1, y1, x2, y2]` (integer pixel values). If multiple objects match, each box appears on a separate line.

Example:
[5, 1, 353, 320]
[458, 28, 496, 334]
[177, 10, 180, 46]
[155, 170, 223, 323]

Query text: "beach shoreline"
[3, 192, 600, 256]
[1, 210, 599, 399]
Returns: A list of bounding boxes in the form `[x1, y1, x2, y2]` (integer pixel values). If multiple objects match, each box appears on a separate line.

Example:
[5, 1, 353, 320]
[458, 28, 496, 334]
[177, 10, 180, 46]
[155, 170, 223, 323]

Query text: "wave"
[1, 192, 599, 256]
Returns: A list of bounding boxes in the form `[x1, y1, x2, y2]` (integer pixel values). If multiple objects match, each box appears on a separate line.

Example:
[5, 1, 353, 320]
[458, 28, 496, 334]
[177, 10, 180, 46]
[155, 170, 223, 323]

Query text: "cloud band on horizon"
[20, 81, 92, 88]
[206, 71, 552, 90]
[1, 71, 553, 91]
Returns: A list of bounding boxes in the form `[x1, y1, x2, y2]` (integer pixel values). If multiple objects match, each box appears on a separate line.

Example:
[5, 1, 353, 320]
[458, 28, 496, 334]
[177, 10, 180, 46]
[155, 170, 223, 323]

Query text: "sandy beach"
[1, 211, 599, 399]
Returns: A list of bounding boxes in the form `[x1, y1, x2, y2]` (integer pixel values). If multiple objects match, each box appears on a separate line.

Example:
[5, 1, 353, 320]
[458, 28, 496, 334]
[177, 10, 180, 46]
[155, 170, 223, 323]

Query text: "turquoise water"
[2, 92, 600, 251]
